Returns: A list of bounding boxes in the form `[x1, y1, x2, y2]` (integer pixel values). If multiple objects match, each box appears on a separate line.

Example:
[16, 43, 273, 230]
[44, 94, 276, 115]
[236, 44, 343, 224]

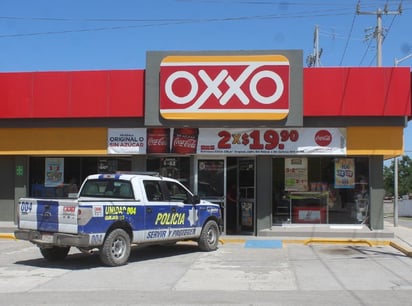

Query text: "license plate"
[41, 234, 54, 243]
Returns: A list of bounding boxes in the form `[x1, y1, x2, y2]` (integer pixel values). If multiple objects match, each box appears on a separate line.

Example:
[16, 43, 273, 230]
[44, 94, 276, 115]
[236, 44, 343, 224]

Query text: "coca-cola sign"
[146, 128, 170, 153]
[172, 128, 199, 154]
[314, 130, 332, 146]
[173, 138, 197, 149]
[159, 55, 290, 121]
[148, 137, 168, 146]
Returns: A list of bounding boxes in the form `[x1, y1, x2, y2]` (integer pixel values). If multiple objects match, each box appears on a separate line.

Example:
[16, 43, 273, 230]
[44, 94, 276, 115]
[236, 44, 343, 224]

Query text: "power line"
[0, 21, 198, 38]
[0, 8, 355, 22]
[1, 1, 403, 40]
[359, 36, 374, 66]
[383, 10, 401, 42]
[0, 9, 356, 39]
[339, 4, 358, 66]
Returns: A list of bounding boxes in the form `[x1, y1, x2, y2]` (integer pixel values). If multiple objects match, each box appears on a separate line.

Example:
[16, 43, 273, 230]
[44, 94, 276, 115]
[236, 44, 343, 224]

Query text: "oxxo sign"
[159, 55, 290, 121]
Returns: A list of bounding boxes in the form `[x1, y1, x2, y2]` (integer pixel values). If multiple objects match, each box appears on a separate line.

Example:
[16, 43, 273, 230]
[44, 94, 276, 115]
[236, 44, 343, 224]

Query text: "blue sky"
[1, 0, 411, 155]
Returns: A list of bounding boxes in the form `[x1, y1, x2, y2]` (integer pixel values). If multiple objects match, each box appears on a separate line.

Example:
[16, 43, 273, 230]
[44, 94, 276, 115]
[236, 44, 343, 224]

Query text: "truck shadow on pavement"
[14, 242, 202, 270]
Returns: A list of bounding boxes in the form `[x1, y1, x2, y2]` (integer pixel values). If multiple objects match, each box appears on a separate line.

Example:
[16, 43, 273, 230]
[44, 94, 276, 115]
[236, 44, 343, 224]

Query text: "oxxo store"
[0, 50, 410, 236]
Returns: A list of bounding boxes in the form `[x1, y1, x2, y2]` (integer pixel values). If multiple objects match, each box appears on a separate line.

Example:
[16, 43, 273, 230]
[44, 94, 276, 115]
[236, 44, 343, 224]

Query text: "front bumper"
[14, 229, 91, 248]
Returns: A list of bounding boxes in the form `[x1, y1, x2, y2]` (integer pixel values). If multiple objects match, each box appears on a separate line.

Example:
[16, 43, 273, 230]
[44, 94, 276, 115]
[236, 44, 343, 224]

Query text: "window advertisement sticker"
[108, 128, 147, 154]
[45, 157, 64, 187]
[197, 128, 346, 155]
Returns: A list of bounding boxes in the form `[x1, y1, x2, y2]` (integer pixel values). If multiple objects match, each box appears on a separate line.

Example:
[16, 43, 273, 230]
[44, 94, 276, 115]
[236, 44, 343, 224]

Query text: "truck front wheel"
[198, 220, 219, 251]
[99, 228, 131, 266]
[40, 246, 70, 261]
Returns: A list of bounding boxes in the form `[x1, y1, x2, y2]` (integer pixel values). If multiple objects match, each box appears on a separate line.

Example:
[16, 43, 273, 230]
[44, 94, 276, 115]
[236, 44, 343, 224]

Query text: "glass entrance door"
[238, 158, 255, 232]
[195, 158, 225, 228]
[194, 157, 255, 234]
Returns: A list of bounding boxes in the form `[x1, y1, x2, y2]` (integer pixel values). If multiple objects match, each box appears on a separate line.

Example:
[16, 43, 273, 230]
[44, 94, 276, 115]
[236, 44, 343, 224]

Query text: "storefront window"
[29, 157, 131, 198]
[272, 157, 369, 225]
[147, 157, 190, 184]
[197, 159, 224, 198]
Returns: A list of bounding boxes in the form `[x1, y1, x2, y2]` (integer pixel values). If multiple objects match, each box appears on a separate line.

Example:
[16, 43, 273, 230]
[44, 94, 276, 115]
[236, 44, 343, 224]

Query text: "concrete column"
[369, 156, 385, 230]
[255, 156, 273, 234]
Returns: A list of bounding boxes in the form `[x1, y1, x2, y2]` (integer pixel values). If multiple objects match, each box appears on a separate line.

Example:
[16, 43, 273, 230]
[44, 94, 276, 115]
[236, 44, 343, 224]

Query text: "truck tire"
[99, 228, 131, 266]
[40, 246, 70, 261]
[198, 220, 219, 251]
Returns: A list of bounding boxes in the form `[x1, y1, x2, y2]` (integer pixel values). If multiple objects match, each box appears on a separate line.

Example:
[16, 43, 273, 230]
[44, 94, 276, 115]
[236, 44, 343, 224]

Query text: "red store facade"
[0, 50, 410, 236]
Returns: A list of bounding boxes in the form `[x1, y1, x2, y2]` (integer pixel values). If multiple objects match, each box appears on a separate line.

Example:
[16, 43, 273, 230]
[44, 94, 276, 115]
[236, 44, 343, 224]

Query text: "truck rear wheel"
[99, 228, 131, 266]
[198, 220, 219, 251]
[40, 246, 70, 261]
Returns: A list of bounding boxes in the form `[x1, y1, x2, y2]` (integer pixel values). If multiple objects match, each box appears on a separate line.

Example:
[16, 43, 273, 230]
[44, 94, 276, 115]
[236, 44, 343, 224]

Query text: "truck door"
[164, 180, 198, 240]
[142, 180, 170, 241]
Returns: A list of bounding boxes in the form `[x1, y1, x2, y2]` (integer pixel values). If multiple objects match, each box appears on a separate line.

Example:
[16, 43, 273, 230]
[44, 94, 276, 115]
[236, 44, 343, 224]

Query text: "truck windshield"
[79, 179, 134, 199]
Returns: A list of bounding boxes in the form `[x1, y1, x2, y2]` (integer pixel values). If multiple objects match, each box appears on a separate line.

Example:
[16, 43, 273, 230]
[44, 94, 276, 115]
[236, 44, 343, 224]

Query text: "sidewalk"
[1, 221, 411, 257]
[0, 222, 17, 240]
[383, 220, 412, 256]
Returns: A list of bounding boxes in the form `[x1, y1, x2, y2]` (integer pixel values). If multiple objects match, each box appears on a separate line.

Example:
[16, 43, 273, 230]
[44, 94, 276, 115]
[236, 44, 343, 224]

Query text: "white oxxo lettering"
[164, 64, 284, 109]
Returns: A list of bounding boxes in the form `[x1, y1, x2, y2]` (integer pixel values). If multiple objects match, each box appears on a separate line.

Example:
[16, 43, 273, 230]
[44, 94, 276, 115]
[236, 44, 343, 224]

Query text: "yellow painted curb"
[219, 238, 246, 244]
[390, 241, 412, 257]
[282, 239, 306, 244]
[0, 233, 16, 240]
[289, 238, 391, 247]
[302, 239, 384, 247]
[369, 240, 391, 246]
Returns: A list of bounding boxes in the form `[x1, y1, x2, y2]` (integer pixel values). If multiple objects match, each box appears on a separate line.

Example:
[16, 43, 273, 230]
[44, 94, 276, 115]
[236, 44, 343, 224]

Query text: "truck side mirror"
[192, 195, 200, 204]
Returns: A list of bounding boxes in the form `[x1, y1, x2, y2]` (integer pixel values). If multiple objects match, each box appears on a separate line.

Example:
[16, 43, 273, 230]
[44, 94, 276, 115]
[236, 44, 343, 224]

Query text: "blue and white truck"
[15, 173, 222, 266]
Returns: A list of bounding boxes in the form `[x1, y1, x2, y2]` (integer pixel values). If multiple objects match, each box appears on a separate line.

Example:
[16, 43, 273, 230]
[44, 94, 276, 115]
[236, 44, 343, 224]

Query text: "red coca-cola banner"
[172, 128, 199, 154]
[146, 128, 171, 153]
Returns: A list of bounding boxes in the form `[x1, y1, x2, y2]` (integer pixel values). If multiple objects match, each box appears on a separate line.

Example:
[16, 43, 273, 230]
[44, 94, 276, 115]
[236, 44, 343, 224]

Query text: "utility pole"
[357, 1, 402, 228]
[314, 25, 321, 67]
[357, 1, 402, 67]
[306, 25, 322, 67]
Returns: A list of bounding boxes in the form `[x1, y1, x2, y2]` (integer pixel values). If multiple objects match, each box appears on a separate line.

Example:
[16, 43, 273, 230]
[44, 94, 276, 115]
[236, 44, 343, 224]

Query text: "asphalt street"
[1, 237, 411, 306]
[1, 202, 412, 306]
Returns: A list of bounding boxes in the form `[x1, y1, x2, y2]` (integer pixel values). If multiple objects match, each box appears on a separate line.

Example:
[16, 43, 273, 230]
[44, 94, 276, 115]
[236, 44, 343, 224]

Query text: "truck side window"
[166, 182, 189, 202]
[144, 181, 164, 201]
[82, 183, 99, 196]
[118, 183, 133, 199]
[80, 179, 134, 199]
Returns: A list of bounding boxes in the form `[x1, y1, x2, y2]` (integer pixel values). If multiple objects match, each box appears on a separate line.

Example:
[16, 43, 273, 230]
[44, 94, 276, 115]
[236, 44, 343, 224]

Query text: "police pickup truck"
[15, 173, 222, 266]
